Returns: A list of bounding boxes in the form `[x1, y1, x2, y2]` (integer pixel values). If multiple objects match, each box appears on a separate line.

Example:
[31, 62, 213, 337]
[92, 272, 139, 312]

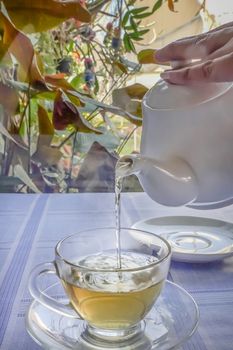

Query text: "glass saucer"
[132, 216, 233, 263]
[26, 280, 199, 350]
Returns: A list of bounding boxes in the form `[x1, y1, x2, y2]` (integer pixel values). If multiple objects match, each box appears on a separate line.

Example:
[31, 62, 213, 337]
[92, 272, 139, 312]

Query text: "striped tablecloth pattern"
[0, 193, 233, 350]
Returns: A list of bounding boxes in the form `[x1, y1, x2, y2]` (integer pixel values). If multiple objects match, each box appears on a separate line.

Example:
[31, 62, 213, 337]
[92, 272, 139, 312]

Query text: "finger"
[206, 37, 233, 60]
[155, 27, 233, 62]
[208, 21, 233, 33]
[160, 53, 233, 84]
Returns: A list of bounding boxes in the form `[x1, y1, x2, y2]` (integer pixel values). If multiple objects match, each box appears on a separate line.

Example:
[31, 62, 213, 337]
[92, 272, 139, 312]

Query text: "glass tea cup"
[29, 228, 171, 347]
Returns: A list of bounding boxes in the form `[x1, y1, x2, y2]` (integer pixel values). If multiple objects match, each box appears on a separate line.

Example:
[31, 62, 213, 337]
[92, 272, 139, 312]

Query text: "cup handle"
[29, 262, 79, 319]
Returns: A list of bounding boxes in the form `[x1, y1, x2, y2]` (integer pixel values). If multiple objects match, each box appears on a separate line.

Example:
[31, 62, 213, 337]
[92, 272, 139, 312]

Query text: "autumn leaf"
[45, 74, 75, 93]
[137, 49, 155, 64]
[45, 74, 72, 90]
[114, 61, 128, 74]
[0, 122, 27, 150]
[33, 145, 63, 166]
[0, 81, 19, 114]
[0, 42, 11, 65]
[38, 105, 54, 136]
[112, 84, 148, 108]
[137, 49, 170, 65]
[14, 164, 41, 193]
[45, 74, 85, 107]
[112, 84, 146, 123]
[2, 0, 91, 33]
[34, 106, 63, 166]
[37, 105, 54, 149]
[168, 0, 177, 12]
[0, 4, 45, 84]
[126, 101, 142, 119]
[125, 84, 148, 99]
[53, 90, 101, 133]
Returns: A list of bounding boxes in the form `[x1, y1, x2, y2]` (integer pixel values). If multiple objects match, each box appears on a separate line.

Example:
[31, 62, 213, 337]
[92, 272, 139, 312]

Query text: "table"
[0, 193, 233, 350]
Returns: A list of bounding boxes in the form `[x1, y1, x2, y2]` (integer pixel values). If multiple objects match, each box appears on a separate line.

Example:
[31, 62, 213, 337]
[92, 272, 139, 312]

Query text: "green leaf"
[137, 29, 150, 36]
[130, 16, 137, 32]
[133, 12, 153, 19]
[130, 6, 149, 15]
[129, 33, 144, 41]
[123, 25, 133, 31]
[94, 76, 99, 95]
[122, 11, 130, 27]
[123, 34, 136, 53]
[123, 33, 131, 52]
[152, 0, 163, 13]
[128, 31, 140, 39]
[70, 75, 85, 90]
[129, 29, 149, 41]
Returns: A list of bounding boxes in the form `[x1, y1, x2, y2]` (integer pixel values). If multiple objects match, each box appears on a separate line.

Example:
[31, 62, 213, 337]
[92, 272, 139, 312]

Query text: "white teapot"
[117, 80, 233, 209]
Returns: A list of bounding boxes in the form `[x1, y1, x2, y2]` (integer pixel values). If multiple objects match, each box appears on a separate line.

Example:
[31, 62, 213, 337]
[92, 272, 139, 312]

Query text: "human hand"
[156, 22, 233, 84]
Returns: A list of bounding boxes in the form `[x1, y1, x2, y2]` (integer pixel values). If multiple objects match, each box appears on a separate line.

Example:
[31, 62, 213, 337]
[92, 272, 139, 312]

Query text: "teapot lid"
[145, 79, 232, 110]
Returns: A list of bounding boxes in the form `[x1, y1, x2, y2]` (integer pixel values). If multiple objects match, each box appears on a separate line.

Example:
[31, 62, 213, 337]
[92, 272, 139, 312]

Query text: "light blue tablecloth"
[0, 193, 233, 350]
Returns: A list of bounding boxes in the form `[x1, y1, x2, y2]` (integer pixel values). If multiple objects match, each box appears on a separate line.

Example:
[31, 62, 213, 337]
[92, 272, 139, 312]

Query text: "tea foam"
[74, 252, 159, 292]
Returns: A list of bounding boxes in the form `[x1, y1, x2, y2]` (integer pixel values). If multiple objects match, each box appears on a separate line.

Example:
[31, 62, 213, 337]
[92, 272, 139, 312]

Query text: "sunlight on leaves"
[37, 105, 54, 149]
[38, 105, 54, 136]
[114, 61, 128, 74]
[14, 164, 41, 193]
[126, 100, 142, 118]
[112, 84, 148, 109]
[45, 74, 85, 107]
[137, 49, 170, 65]
[125, 83, 148, 99]
[0, 122, 27, 150]
[2, 0, 91, 33]
[0, 4, 45, 84]
[112, 84, 145, 124]
[137, 49, 155, 64]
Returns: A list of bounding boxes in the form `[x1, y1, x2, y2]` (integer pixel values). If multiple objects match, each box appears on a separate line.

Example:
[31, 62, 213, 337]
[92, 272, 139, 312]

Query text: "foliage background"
[0, 0, 212, 193]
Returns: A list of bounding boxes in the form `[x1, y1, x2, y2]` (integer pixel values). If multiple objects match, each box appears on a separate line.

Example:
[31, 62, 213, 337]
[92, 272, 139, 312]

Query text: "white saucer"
[132, 216, 233, 263]
[26, 280, 199, 350]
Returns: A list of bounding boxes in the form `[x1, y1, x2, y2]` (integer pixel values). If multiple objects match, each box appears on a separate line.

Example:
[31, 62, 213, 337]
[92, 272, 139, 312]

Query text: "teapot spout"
[116, 155, 199, 207]
[116, 154, 143, 178]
